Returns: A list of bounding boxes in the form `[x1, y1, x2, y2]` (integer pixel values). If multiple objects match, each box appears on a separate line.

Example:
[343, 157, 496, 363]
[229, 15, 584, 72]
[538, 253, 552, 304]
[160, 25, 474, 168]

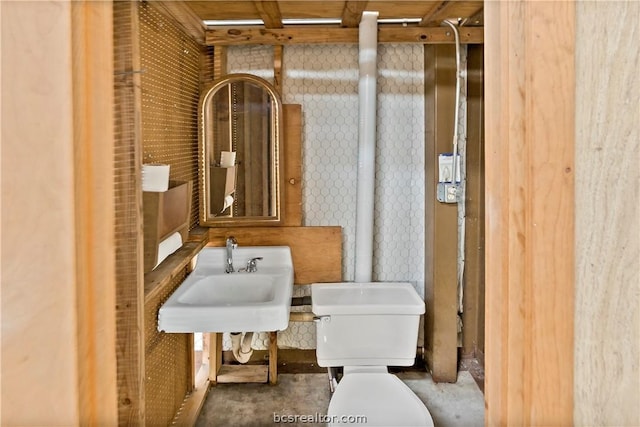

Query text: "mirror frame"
[198, 74, 284, 227]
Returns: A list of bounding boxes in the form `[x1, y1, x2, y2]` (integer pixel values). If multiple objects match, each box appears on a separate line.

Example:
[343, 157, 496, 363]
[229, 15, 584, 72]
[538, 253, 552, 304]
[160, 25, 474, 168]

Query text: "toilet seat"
[327, 373, 434, 426]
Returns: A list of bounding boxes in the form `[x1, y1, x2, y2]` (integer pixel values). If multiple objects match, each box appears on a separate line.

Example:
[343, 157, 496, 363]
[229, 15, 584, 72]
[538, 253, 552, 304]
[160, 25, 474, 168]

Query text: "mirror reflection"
[199, 74, 282, 226]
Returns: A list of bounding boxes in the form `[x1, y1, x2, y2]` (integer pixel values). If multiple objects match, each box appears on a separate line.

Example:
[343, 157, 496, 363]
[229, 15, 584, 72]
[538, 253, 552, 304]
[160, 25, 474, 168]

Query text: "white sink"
[158, 246, 294, 333]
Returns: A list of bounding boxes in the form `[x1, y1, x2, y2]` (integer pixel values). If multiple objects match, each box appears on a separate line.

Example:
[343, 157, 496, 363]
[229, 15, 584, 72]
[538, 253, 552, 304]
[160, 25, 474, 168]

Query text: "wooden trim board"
[484, 1, 575, 425]
[72, 1, 118, 424]
[205, 26, 484, 45]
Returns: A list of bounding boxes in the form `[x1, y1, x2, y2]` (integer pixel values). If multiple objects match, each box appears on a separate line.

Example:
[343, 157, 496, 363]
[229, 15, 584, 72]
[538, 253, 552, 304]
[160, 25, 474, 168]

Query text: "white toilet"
[311, 282, 434, 427]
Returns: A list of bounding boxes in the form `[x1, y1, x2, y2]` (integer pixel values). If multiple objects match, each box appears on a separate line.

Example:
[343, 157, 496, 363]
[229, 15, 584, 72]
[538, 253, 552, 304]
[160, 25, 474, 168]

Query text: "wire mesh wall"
[114, 2, 206, 424]
[139, 2, 201, 229]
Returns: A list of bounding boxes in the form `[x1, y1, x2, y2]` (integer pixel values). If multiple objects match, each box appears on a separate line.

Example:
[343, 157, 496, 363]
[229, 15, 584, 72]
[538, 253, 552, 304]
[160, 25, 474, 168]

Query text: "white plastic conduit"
[354, 11, 379, 283]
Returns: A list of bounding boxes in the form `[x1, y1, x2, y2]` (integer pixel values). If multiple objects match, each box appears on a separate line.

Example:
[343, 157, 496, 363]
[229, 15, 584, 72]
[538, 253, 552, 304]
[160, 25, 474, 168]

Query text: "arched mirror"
[199, 74, 283, 226]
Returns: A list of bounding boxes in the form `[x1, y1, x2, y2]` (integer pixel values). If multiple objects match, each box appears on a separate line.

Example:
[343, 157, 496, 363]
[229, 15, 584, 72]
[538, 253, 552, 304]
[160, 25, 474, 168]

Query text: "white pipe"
[354, 11, 378, 283]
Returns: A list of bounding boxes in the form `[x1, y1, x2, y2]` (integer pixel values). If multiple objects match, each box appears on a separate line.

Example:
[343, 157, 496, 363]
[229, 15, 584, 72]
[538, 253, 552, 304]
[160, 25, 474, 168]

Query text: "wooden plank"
[421, 1, 484, 26]
[273, 45, 283, 94]
[172, 379, 210, 427]
[205, 26, 484, 45]
[282, 105, 303, 226]
[423, 44, 459, 383]
[213, 46, 227, 79]
[268, 332, 278, 385]
[341, 1, 368, 27]
[461, 45, 485, 358]
[254, 1, 283, 29]
[419, 0, 447, 26]
[208, 226, 342, 284]
[216, 365, 269, 383]
[71, 1, 118, 424]
[574, 3, 640, 425]
[289, 312, 315, 322]
[209, 333, 223, 384]
[484, 1, 575, 425]
[143, 239, 207, 301]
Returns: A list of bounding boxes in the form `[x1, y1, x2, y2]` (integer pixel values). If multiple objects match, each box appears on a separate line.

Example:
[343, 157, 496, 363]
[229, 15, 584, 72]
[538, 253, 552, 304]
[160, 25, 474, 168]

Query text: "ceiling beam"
[461, 7, 484, 27]
[341, 1, 368, 28]
[253, 1, 283, 29]
[419, 1, 448, 26]
[150, 1, 206, 45]
[205, 26, 484, 45]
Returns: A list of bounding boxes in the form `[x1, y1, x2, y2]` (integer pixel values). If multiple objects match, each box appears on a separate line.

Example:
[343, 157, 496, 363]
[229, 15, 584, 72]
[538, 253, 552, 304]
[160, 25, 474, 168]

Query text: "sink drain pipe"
[230, 332, 254, 363]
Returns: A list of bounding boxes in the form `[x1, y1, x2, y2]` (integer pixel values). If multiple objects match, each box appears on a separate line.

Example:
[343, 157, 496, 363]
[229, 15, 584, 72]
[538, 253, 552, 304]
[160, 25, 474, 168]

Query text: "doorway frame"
[483, 1, 575, 425]
[43, 0, 578, 423]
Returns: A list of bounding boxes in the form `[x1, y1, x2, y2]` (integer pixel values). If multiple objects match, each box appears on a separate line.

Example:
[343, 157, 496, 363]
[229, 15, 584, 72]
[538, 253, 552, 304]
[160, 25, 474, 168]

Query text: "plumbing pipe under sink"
[230, 332, 254, 363]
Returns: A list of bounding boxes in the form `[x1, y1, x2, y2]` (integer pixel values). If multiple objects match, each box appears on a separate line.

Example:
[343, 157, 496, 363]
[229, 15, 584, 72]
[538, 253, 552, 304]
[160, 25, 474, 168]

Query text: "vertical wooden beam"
[273, 45, 283, 95]
[71, 1, 118, 424]
[213, 46, 227, 80]
[419, 1, 448, 26]
[423, 44, 458, 383]
[113, 2, 145, 424]
[268, 332, 278, 385]
[208, 333, 223, 385]
[282, 104, 303, 226]
[461, 45, 485, 359]
[484, 1, 575, 425]
[253, 1, 283, 29]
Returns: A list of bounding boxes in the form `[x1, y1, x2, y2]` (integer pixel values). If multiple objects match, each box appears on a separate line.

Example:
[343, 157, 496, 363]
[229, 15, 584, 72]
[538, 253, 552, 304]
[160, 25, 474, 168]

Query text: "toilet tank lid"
[311, 282, 425, 316]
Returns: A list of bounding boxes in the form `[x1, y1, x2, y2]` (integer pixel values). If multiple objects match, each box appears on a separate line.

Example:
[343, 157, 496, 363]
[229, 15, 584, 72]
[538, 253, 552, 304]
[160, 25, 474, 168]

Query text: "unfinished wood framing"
[113, 2, 146, 425]
[484, 1, 575, 425]
[341, 1, 368, 27]
[282, 104, 303, 226]
[71, 1, 118, 424]
[208, 332, 278, 384]
[254, 1, 283, 29]
[150, 0, 206, 44]
[205, 26, 483, 45]
[461, 44, 485, 358]
[423, 44, 459, 383]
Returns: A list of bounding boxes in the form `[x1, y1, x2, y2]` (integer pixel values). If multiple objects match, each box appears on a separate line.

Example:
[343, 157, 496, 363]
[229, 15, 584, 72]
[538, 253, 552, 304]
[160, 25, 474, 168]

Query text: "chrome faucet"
[225, 236, 237, 273]
[245, 257, 263, 273]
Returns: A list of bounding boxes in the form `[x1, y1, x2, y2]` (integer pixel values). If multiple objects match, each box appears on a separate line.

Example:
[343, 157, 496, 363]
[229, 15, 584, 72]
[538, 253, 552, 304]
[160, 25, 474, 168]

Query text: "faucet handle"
[246, 257, 263, 273]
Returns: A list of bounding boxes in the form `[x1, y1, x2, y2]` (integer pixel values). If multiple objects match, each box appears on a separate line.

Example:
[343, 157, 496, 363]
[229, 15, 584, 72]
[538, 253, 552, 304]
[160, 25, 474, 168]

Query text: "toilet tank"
[311, 282, 425, 367]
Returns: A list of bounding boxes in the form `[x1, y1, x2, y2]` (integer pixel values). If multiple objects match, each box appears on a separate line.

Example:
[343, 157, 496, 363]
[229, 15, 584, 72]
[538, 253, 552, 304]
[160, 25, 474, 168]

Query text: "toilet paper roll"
[154, 232, 183, 268]
[142, 164, 170, 192]
[220, 151, 236, 168]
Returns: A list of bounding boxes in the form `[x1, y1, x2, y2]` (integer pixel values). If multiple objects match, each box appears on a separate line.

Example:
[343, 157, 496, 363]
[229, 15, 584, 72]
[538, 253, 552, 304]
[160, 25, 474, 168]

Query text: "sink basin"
[158, 246, 294, 333]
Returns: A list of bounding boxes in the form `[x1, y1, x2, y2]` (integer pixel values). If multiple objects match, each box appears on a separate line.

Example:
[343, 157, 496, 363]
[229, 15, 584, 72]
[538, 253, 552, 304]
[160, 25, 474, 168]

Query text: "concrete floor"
[196, 371, 484, 426]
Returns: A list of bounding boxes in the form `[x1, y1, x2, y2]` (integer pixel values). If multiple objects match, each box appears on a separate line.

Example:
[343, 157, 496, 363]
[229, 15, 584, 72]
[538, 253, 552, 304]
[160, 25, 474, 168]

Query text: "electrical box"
[437, 153, 460, 204]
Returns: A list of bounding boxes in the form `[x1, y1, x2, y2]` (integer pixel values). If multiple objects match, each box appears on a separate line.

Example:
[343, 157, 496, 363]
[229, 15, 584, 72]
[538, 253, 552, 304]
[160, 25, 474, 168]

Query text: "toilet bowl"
[327, 367, 433, 426]
[311, 282, 434, 426]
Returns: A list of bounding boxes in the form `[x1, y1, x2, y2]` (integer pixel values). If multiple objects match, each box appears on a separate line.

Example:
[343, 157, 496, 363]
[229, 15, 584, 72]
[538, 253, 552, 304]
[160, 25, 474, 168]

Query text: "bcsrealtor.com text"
[273, 412, 367, 424]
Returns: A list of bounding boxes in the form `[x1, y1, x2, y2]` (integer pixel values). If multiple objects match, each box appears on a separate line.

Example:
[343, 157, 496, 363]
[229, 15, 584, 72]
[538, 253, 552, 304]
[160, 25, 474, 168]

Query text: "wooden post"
[423, 44, 459, 383]
[208, 333, 223, 385]
[484, 1, 575, 425]
[268, 332, 278, 385]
